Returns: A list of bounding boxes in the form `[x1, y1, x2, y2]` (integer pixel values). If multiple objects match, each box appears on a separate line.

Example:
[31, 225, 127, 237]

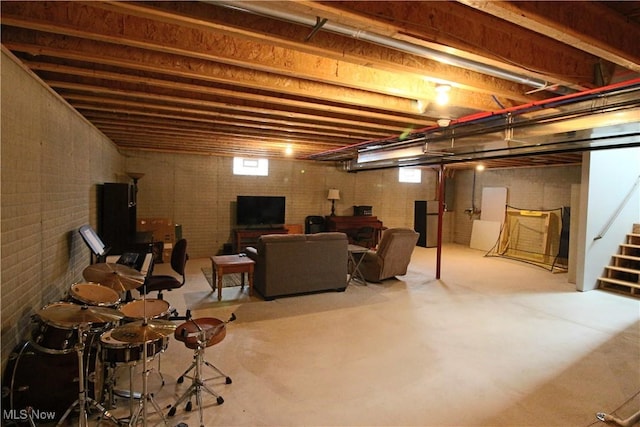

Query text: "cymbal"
[111, 319, 177, 344]
[82, 263, 144, 291]
[37, 302, 124, 327]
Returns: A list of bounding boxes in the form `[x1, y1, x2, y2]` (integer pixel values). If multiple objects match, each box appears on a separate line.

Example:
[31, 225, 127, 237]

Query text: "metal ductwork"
[343, 82, 640, 171]
[208, 1, 558, 92]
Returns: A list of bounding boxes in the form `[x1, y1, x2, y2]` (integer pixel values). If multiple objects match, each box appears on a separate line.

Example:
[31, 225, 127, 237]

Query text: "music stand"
[79, 224, 110, 263]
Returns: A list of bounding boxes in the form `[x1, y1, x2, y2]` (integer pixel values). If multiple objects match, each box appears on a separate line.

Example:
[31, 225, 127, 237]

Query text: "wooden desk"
[233, 228, 288, 252]
[325, 216, 384, 247]
[210, 254, 255, 301]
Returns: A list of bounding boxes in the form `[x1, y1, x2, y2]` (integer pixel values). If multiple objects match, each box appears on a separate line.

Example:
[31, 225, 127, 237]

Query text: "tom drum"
[68, 282, 121, 307]
[120, 299, 172, 322]
[31, 302, 113, 354]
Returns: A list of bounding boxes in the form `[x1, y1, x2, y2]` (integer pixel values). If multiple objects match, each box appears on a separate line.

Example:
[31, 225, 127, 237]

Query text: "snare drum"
[99, 329, 168, 364]
[120, 299, 172, 322]
[69, 282, 120, 307]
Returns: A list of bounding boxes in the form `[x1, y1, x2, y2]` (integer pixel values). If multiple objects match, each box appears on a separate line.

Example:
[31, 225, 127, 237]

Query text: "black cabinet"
[99, 183, 136, 255]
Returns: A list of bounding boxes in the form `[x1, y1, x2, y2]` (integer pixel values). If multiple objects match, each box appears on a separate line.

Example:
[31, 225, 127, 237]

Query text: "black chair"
[353, 226, 376, 249]
[140, 238, 188, 300]
[305, 216, 325, 234]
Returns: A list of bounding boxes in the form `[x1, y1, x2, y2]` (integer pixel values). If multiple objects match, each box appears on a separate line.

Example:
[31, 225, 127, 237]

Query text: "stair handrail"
[593, 174, 640, 241]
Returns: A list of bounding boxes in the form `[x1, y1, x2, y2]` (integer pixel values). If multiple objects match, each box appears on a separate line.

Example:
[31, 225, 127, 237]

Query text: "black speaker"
[99, 183, 136, 254]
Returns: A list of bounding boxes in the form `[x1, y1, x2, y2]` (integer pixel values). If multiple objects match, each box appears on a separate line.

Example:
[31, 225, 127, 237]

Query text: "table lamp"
[327, 189, 340, 216]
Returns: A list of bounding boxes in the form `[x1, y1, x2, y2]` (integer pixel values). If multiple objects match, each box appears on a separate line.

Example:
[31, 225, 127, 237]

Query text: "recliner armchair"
[359, 228, 419, 282]
[139, 238, 188, 300]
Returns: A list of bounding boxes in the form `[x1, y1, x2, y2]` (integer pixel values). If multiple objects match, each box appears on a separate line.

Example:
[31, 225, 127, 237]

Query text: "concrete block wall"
[1, 50, 125, 370]
[124, 152, 439, 258]
[452, 165, 582, 246]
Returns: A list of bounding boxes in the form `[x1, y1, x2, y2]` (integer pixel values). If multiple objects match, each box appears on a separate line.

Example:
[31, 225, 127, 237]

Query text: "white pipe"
[209, 1, 551, 90]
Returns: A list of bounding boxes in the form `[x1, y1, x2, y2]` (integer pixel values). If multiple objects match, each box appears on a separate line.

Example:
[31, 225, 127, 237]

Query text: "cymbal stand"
[24, 407, 37, 427]
[57, 323, 121, 427]
[128, 294, 168, 427]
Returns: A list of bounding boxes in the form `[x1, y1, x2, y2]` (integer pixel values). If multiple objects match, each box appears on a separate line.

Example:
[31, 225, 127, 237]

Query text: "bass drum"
[2, 341, 100, 424]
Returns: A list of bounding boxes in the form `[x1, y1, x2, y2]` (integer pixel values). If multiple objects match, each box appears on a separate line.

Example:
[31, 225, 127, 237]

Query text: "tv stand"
[234, 228, 288, 252]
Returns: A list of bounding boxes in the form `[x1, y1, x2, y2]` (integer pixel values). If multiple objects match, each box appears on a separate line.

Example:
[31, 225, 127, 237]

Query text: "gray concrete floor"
[90, 244, 639, 426]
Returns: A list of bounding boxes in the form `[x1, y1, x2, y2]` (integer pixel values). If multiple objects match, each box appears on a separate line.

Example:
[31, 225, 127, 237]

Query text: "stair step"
[612, 254, 640, 262]
[599, 277, 640, 297]
[604, 265, 640, 275]
[600, 226, 640, 298]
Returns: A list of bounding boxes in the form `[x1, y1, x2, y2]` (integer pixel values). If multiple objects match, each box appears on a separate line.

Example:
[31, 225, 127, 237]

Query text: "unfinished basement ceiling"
[2, 1, 639, 170]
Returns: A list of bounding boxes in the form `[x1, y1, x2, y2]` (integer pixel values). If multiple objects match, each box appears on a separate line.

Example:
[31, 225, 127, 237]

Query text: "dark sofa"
[245, 232, 348, 300]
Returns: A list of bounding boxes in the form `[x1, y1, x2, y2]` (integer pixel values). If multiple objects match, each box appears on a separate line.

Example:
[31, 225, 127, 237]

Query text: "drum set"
[4, 263, 177, 427]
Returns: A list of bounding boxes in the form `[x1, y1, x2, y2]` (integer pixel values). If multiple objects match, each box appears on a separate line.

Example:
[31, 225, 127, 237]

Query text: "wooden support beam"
[459, 1, 640, 73]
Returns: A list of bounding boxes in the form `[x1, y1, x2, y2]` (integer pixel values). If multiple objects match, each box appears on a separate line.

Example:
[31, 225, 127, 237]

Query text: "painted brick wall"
[1, 51, 125, 370]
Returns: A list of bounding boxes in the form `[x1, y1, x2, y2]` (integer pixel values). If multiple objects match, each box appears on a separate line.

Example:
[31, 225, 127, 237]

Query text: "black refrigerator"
[414, 200, 439, 248]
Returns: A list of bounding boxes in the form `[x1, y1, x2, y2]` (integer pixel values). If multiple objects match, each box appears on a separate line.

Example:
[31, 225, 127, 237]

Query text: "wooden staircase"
[598, 224, 640, 297]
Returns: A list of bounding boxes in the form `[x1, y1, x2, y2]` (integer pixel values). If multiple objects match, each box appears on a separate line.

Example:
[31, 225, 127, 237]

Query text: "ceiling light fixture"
[435, 84, 451, 106]
[415, 99, 428, 113]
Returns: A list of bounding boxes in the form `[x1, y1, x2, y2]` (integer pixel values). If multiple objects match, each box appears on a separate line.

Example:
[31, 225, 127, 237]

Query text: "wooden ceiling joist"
[3, 0, 636, 168]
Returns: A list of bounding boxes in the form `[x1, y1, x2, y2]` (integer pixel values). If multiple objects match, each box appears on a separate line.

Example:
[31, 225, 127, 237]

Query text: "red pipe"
[436, 165, 445, 279]
[308, 77, 640, 159]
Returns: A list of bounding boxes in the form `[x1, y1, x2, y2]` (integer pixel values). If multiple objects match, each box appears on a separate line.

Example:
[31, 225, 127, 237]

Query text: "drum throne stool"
[168, 316, 234, 426]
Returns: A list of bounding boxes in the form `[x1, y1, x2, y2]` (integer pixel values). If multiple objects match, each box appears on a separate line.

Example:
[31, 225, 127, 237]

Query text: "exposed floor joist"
[2, 1, 638, 169]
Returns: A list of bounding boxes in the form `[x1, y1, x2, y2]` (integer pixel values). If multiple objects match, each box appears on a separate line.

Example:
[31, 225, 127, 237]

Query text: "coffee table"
[210, 254, 255, 301]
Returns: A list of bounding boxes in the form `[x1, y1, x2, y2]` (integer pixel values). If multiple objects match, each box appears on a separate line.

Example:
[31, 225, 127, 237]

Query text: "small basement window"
[233, 157, 269, 176]
[399, 168, 421, 183]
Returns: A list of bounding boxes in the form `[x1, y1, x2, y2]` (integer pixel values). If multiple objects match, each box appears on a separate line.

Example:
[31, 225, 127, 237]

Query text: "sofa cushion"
[305, 232, 346, 242]
[259, 234, 307, 243]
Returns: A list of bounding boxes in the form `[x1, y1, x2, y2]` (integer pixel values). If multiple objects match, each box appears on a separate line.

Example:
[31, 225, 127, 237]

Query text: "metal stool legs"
[168, 316, 235, 427]
[168, 342, 231, 426]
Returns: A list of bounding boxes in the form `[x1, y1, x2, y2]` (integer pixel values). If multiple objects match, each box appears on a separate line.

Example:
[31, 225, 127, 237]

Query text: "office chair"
[139, 238, 188, 300]
[305, 215, 325, 234]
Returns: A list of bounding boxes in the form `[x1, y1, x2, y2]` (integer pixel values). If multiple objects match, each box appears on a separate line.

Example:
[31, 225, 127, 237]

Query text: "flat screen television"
[236, 195, 285, 227]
